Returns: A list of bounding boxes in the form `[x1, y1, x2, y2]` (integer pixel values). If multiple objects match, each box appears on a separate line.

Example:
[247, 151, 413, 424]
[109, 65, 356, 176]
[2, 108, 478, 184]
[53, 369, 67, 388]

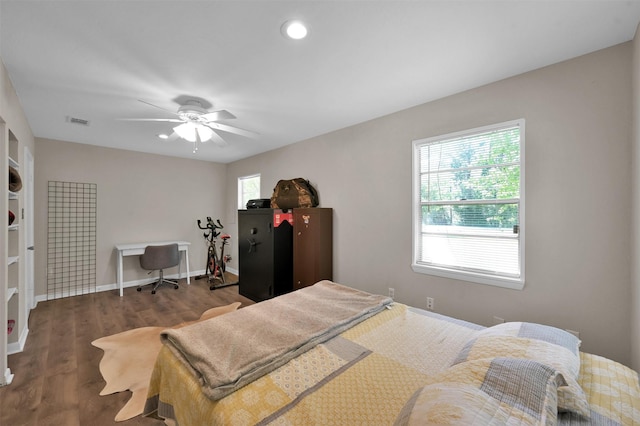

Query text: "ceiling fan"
[122, 99, 256, 152]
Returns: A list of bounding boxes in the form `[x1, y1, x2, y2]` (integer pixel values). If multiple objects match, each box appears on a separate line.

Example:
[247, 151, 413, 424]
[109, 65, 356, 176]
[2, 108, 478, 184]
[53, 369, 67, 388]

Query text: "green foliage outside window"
[421, 127, 520, 229]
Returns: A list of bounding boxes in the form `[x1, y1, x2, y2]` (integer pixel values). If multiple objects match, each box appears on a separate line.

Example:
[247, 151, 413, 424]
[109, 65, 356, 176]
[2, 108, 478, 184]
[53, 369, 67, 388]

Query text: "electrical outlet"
[388, 288, 395, 299]
[426, 297, 434, 311]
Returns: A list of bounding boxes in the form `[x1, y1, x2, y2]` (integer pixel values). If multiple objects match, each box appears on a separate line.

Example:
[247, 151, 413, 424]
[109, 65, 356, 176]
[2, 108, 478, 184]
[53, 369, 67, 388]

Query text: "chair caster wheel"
[174, 285, 179, 289]
[137, 287, 141, 292]
[151, 290, 156, 294]
[209, 286, 215, 291]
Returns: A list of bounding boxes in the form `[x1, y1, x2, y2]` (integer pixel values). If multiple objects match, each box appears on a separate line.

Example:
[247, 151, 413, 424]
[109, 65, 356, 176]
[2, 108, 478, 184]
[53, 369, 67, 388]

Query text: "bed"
[143, 281, 640, 425]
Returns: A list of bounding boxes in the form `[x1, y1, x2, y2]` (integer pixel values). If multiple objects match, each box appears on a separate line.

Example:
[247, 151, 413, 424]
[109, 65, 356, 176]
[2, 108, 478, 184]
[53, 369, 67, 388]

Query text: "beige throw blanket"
[161, 280, 392, 401]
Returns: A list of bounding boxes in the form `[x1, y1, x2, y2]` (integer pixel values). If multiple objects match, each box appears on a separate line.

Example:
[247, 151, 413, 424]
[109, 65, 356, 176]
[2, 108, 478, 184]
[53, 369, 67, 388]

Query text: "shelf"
[3, 131, 21, 386]
[8, 156, 18, 169]
[6, 287, 17, 302]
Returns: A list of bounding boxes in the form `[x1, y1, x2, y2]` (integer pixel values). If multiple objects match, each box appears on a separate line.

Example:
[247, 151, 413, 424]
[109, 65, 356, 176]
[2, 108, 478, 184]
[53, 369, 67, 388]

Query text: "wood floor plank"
[35, 410, 80, 426]
[0, 274, 254, 425]
[36, 370, 79, 425]
[0, 375, 43, 425]
[44, 307, 77, 377]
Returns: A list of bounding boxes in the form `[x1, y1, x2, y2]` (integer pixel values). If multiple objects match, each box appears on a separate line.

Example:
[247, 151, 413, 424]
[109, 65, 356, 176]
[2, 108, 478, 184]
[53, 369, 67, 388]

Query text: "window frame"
[237, 174, 261, 209]
[411, 119, 525, 290]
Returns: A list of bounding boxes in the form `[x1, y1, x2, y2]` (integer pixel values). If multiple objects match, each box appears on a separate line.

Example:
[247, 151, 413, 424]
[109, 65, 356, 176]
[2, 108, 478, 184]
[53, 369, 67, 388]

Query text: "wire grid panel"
[47, 181, 97, 299]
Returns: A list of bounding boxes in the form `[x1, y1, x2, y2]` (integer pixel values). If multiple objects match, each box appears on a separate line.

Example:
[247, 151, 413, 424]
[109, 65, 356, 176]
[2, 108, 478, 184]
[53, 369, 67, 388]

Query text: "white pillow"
[394, 357, 564, 426]
[453, 322, 589, 418]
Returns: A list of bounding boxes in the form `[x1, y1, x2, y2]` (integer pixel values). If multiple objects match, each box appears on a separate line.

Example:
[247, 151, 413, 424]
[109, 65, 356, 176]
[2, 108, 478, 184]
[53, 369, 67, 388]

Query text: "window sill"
[411, 263, 524, 290]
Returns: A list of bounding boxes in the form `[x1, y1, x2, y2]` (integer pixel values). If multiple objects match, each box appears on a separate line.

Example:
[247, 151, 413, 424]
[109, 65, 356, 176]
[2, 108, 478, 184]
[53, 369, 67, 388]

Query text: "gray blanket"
[160, 280, 392, 400]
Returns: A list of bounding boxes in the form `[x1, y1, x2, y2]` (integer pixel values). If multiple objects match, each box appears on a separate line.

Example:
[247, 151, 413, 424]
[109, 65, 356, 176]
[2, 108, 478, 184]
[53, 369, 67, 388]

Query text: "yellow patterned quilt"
[144, 303, 640, 425]
[558, 352, 640, 425]
[145, 304, 482, 425]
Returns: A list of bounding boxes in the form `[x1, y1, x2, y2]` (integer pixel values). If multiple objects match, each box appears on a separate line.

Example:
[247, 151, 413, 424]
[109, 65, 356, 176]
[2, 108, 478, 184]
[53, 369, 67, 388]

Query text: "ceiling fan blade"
[201, 110, 236, 121]
[138, 99, 179, 115]
[208, 131, 228, 147]
[163, 132, 180, 141]
[205, 122, 257, 138]
[118, 118, 183, 122]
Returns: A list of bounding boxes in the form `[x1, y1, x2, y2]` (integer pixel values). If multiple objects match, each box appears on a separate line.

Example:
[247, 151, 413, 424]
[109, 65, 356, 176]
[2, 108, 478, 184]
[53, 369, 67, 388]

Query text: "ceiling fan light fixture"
[196, 124, 214, 142]
[281, 20, 308, 40]
[174, 122, 198, 142]
[174, 122, 214, 143]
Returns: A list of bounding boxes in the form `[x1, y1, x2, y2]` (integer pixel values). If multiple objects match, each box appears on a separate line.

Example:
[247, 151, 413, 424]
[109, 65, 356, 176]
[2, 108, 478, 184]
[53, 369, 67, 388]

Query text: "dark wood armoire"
[293, 208, 333, 290]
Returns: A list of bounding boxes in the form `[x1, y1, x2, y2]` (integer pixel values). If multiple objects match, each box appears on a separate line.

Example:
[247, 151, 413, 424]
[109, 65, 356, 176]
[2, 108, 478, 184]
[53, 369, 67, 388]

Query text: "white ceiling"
[2, 1, 640, 163]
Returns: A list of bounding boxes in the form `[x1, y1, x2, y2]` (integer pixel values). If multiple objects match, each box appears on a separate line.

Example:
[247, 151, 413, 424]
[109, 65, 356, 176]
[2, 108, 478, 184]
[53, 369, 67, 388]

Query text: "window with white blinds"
[412, 119, 525, 289]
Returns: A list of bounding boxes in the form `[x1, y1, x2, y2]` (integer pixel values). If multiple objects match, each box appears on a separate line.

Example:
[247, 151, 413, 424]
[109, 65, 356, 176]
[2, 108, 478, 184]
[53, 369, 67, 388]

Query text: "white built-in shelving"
[2, 130, 22, 386]
[5, 288, 17, 303]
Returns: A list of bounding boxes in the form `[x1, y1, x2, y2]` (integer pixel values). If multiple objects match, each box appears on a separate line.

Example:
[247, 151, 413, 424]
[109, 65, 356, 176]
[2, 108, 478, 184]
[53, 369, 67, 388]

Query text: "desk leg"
[178, 252, 182, 281]
[185, 247, 191, 284]
[117, 251, 124, 297]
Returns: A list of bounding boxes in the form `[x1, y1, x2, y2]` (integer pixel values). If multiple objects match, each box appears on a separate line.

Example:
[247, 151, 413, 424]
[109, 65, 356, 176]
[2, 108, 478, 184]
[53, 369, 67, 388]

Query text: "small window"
[238, 174, 261, 209]
[412, 119, 525, 289]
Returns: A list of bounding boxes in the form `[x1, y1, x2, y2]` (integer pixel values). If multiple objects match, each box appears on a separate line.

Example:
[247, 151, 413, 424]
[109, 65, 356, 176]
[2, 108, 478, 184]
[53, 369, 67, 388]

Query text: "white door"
[24, 147, 34, 311]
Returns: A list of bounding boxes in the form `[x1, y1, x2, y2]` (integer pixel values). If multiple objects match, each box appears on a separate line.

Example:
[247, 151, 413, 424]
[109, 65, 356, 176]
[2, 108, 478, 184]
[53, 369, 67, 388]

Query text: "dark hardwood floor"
[0, 274, 254, 426]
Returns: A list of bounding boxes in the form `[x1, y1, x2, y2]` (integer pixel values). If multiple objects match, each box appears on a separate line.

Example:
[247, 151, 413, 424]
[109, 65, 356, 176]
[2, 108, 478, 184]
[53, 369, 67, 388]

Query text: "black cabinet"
[238, 209, 293, 302]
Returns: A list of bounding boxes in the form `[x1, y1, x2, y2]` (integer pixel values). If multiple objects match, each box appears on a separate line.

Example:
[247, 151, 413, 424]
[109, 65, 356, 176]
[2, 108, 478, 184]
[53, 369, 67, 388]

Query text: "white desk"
[115, 241, 191, 297]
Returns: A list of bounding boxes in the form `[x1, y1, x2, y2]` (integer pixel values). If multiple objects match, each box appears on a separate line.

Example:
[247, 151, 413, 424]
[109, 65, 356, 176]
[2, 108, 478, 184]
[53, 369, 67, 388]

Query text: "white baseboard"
[35, 267, 239, 302]
[1, 367, 13, 386]
[7, 326, 28, 355]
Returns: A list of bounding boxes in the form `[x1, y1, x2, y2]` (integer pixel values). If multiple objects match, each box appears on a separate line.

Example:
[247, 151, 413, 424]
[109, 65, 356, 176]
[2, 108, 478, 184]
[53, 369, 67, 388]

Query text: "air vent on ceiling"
[66, 116, 91, 126]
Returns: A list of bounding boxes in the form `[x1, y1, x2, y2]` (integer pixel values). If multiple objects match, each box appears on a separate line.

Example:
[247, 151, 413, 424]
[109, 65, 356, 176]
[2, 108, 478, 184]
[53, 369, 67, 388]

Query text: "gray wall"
[226, 43, 633, 366]
[34, 139, 227, 295]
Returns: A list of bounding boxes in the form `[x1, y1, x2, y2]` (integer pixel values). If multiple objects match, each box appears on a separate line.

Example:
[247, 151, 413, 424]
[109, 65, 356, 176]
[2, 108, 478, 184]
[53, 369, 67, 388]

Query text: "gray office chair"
[137, 243, 180, 294]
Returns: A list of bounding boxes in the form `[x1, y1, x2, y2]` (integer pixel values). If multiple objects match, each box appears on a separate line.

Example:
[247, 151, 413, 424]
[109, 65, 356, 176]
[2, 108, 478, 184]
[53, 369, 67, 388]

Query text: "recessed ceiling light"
[281, 20, 308, 40]
[158, 134, 169, 139]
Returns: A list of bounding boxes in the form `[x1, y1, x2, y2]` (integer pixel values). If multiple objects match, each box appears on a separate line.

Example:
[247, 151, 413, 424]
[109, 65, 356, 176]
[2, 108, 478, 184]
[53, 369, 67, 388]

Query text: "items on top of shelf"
[270, 178, 319, 210]
[8, 210, 14, 226]
[9, 166, 21, 192]
[246, 199, 271, 209]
